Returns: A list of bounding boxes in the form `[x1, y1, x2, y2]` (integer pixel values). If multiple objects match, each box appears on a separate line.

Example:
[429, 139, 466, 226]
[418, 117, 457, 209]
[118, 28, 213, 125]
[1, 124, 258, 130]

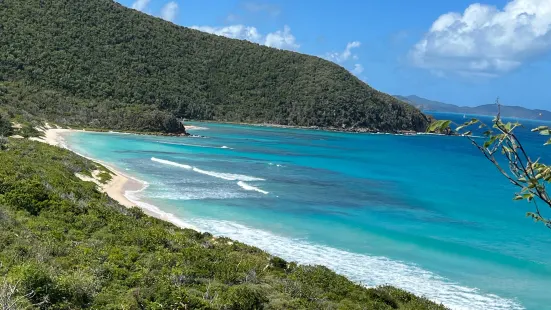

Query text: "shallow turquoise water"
[65, 113, 551, 310]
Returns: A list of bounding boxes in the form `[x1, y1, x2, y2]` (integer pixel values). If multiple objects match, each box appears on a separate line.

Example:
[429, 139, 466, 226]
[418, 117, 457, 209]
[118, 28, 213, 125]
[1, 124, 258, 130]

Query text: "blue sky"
[118, 0, 551, 109]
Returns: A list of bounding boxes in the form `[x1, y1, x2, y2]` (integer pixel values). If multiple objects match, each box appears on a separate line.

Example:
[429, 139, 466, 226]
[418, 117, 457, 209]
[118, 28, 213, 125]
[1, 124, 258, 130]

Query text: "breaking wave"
[151, 157, 264, 181]
[237, 181, 269, 195]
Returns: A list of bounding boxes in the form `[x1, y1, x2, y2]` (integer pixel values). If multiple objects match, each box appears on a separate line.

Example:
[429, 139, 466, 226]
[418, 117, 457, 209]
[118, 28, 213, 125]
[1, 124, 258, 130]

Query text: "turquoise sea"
[64, 113, 551, 310]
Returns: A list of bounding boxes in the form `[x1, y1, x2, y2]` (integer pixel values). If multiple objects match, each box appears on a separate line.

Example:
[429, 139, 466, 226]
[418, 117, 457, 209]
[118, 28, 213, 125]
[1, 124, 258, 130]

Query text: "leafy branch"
[428, 100, 551, 229]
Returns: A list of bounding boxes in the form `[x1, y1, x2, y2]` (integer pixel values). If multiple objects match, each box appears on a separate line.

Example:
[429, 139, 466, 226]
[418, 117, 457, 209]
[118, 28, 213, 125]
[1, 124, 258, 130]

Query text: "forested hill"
[0, 0, 429, 133]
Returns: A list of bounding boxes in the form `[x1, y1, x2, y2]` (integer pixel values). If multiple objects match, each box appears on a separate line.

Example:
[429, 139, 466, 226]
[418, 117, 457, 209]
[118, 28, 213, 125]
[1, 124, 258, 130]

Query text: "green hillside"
[0, 0, 429, 133]
[0, 138, 445, 309]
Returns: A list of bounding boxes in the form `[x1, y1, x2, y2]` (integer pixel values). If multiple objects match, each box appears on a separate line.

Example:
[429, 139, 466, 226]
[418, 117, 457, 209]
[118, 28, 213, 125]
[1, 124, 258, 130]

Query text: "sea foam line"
[151, 157, 192, 169]
[186, 218, 523, 310]
[237, 181, 269, 194]
[151, 157, 265, 182]
[157, 141, 233, 149]
[125, 184, 199, 231]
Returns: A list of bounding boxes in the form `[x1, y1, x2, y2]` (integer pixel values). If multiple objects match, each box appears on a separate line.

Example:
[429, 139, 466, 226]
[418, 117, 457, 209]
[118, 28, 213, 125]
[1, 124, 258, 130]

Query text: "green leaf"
[456, 119, 479, 132]
[428, 120, 444, 132]
[545, 138, 551, 146]
[526, 212, 545, 223]
[522, 193, 535, 201]
[441, 120, 451, 130]
[483, 135, 498, 148]
[531, 126, 549, 132]
[513, 195, 523, 201]
[540, 129, 551, 136]
[427, 120, 452, 133]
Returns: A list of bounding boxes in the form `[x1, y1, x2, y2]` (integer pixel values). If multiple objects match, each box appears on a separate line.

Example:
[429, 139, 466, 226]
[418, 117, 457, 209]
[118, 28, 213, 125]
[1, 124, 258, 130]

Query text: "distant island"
[395, 95, 551, 121]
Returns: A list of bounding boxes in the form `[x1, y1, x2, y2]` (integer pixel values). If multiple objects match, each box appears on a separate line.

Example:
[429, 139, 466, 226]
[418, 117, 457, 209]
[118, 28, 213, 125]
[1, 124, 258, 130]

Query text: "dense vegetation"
[0, 139, 445, 309]
[0, 0, 429, 133]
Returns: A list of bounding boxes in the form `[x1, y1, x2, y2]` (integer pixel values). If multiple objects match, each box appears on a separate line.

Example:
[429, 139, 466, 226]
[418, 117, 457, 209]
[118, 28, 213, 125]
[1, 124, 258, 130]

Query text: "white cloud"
[351, 64, 364, 75]
[191, 24, 299, 51]
[132, 0, 150, 11]
[265, 26, 299, 50]
[410, 0, 551, 76]
[326, 41, 361, 63]
[324, 42, 365, 76]
[161, 1, 179, 22]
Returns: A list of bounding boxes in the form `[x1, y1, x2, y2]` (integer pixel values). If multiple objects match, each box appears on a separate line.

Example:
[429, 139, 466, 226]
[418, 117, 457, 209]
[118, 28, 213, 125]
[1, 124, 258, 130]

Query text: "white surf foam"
[151, 157, 192, 169]
[237, 181, 269, 195]
[124, 182, 199, 231]
[158, 141, 214, 148]
[184, 218, 523, 310]
[192, 167, 264, 181]
[146, 187, 248, 201]
[158, 141, 233, 149]
[151, 157, 264, 182]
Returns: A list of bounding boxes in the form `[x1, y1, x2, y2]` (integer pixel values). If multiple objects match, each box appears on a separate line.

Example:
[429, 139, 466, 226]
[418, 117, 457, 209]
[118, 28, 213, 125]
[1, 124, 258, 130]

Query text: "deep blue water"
[65, 113, 551, 310]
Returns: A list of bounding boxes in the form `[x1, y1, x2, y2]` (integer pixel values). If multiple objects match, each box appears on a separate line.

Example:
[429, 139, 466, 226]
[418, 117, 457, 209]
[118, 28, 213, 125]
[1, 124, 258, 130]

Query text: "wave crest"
[237, 181, 269, 195]
[151, 157, 192, 169]
[151, 157, 264, 181]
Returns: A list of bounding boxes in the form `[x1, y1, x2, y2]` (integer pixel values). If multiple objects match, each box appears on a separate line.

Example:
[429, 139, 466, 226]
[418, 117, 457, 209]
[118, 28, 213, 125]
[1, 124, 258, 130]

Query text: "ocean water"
[65, 113, 551, 310]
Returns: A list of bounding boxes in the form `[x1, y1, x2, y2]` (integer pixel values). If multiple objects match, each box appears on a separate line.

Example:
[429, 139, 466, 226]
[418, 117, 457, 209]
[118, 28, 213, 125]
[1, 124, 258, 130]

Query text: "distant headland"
[395, 95, 551, 121]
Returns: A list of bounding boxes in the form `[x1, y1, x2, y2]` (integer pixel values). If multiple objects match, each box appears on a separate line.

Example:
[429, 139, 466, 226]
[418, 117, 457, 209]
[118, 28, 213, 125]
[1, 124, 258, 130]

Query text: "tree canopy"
[0, 0, 429, 133]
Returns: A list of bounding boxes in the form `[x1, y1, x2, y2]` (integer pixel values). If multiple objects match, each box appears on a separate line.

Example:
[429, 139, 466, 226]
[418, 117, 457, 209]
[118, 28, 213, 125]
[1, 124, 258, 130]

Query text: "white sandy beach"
[32, 128, 141, 207]
[184, 125, 208, 131]
[32, 128, 199, 230]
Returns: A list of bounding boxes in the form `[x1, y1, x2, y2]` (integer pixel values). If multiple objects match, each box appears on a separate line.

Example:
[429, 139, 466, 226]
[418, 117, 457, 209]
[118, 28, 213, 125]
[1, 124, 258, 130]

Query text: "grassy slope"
[0, 139, 446, 309]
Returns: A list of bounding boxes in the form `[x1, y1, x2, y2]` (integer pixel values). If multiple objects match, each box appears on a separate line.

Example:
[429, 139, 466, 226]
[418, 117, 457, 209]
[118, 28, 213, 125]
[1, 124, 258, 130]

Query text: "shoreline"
[33, 128, 144, 208]
[187, 120, 467, 137]
[34, 128, 200, 231]
[28, 127, 521, 309]
[30, 124, 465, 231]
